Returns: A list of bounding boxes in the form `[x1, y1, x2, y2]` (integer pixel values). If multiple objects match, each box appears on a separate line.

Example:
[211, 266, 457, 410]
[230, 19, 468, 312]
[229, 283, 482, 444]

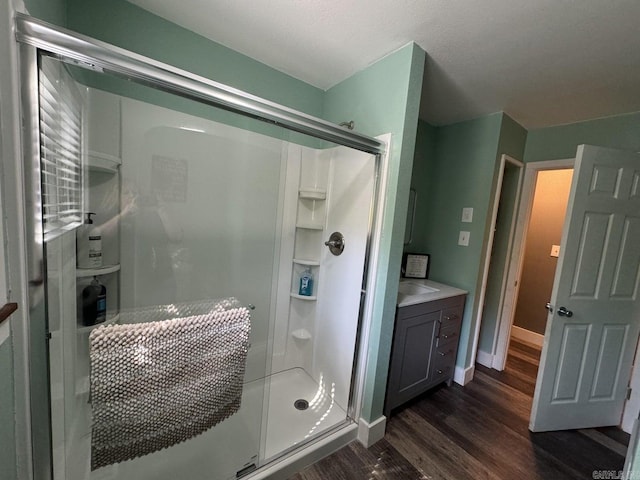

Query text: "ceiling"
[128, 0, 640, 129]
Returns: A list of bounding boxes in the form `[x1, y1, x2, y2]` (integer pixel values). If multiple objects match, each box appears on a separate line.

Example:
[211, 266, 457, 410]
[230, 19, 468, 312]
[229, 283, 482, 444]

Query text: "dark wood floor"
[289, 339, 629, 480]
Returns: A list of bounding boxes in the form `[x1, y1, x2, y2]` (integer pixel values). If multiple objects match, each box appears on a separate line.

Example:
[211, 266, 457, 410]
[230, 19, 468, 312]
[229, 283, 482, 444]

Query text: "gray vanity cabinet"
[385, 293, 465, 416]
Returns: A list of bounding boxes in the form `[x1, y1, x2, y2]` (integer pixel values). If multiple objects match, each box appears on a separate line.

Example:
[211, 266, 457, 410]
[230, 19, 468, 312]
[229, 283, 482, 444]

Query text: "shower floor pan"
[66, 368, 347, 480]
[262, 368, 348, 461]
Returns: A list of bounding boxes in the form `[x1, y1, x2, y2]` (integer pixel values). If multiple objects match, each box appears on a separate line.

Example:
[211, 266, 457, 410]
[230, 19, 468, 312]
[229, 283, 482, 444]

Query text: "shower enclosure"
[17, 15, 385, 480]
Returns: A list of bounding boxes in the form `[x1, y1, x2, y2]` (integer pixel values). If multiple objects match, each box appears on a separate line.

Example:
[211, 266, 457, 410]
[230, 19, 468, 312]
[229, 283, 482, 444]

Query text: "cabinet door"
[387, 311, 439, 408]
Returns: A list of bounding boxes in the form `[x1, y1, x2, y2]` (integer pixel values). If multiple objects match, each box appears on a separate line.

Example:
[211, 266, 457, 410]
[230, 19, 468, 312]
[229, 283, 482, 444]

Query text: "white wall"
[118, 97, 376, 410]
[271, 142, 376, 413]
[120, 98, 285, 384]
[313, 146, 375, 410]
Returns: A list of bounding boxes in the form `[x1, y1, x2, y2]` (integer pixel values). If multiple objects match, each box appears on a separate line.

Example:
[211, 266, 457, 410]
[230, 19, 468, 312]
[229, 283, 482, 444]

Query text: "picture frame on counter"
[402, 253, 430, 279]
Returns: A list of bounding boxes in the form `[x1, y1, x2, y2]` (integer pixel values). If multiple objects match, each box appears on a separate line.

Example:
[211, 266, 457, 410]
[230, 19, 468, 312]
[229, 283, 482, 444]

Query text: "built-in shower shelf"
[292, 258, 320, 266]
[77, 313, 120, 334]
[87, 151, 122, 174]
[291, 329, 312, 340]
[76, 264, 121, 278]
[290, 293, 317, 301]
[295, 222, 323, 231]
[299, 188, 326, 200]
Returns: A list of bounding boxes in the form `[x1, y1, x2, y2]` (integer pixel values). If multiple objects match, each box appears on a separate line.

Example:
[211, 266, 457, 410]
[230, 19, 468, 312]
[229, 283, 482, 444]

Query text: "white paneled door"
[530, 145, 640, 432]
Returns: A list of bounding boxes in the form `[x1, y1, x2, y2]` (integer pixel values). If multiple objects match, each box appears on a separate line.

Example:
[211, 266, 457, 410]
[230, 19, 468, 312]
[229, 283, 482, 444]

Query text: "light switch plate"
[462, 207, 474, 223]
[458, 231, 470, 246]
[550, 244, 560, 257]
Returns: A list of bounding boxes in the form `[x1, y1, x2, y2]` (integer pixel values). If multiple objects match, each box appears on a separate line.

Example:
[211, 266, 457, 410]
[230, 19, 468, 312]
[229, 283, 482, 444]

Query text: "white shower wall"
[313, 146, 374, 411]
[119, 98, 375, 403]
[271, 144, 374, 412]
[120, 99, 285, 384]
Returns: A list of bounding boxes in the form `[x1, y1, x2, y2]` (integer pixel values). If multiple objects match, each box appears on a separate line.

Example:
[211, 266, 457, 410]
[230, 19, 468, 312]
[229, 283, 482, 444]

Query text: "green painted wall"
[323, 43, 425, 422]
[65, 0, 324, 118]
[524, 111, 640, 162]
[406, 120, 437, 254]
[497, 114, 528, 165]
[420, 113, 503, 371]
[0, 340, 16, 480]
[418, 113, 527, 369]
[24, 0, 66, 25]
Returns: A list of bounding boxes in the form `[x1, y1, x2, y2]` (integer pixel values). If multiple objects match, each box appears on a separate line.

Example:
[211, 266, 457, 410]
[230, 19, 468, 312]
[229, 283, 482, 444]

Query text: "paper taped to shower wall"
[88, 298, 251, 470]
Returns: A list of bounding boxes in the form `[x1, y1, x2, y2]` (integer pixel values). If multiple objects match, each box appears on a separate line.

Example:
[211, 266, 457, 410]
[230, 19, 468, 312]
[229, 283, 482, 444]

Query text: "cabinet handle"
[438, 351, 447, 356]
[437, 369, 443, 374]
[444, 314, 458, 321]
[442, 333, 456, 340]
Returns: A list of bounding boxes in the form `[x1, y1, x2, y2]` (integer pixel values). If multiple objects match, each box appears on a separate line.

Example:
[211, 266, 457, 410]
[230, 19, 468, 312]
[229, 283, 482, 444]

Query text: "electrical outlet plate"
[461, 207, 473, 223]
[458, 231, 470, 246]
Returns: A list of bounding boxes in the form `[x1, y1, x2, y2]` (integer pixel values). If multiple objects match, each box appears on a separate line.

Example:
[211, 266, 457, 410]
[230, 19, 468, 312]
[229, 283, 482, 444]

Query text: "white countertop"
[397, 278, 468, 307]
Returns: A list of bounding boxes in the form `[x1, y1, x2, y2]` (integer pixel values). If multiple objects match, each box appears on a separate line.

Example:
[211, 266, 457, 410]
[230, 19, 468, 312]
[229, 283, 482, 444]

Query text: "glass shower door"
[42, 55, 280, 480]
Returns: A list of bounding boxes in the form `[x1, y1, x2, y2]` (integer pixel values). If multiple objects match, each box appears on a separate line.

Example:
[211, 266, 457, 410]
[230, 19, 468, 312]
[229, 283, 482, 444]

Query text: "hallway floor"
[288, 339, 628, 479]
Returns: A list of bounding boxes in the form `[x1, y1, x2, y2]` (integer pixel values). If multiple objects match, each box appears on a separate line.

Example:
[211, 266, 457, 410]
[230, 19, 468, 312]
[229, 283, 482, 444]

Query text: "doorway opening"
[489, 158, 574, 371]
[477, 160, 573, 392]
[505, 168, 573, 392]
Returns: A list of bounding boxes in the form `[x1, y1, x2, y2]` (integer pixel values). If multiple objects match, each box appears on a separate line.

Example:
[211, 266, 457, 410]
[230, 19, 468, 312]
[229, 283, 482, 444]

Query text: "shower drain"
[294, 399, 309, 411]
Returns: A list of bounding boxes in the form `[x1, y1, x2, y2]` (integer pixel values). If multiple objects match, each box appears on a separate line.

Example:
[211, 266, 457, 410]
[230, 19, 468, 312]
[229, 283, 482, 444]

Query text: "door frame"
[469, 154, 523, 369]
[492, 158, 574, 370]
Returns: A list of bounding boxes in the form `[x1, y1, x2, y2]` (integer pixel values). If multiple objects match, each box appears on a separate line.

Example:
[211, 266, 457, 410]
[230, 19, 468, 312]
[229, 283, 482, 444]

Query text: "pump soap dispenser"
[82, 276, 107, 326]
[77, 212, 102, 268]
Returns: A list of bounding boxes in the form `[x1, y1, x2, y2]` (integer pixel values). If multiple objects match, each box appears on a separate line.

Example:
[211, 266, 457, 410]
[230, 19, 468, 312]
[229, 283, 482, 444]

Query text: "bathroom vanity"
[384, 279, 467, 416]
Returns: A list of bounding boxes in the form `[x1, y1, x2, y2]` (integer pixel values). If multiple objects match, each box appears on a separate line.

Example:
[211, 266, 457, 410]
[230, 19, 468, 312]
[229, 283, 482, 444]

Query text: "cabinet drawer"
[431, 361, 454, 381]
[441, 308, 462, 325]
[433, 340, 456, 371]
[437, 320, 461, 347]
[436, 307, 462, 347]
[435, 343, 457, 363]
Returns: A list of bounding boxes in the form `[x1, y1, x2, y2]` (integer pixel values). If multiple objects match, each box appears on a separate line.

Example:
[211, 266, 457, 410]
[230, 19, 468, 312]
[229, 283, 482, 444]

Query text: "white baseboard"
[476, 349, 493, 368]
[357, 415, 386, 447]
[454, 365, 475, 386]
[511, 325, 544, 347]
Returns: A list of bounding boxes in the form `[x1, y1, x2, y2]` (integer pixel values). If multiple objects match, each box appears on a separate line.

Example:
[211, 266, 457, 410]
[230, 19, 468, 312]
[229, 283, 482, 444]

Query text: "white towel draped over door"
[89, 298, 251, 470]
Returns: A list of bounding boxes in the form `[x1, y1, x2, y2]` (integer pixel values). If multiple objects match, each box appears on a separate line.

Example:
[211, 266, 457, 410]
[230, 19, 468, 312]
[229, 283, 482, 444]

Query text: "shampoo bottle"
[77, 212, 102, 268]
[82, 276, 107, 326]
[298, 268, 314, 296]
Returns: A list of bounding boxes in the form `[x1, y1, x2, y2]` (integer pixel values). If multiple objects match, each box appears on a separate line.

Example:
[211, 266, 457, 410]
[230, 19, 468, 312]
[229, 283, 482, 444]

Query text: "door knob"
[545, 302, 553, 313]
[557, 306, 573, 317]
